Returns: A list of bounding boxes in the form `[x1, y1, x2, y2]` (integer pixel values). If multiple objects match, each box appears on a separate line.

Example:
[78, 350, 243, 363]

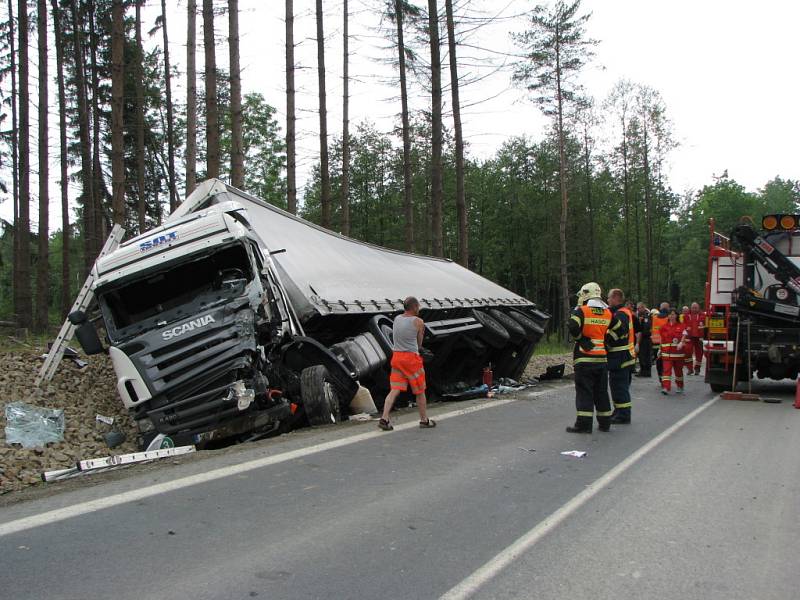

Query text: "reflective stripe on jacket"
[571, 304, 612, 366]
[607, 306, 637, 368]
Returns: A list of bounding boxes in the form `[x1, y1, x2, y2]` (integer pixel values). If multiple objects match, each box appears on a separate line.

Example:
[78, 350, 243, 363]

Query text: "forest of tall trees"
[0, 0, 797, 336]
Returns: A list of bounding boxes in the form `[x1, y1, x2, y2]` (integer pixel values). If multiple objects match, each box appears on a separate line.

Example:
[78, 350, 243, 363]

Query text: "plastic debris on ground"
[95, 414, 114, 426]
[441, 383, 489, 401]
[518, 447, 536, 453]
[560, 450, 587, 458]
[350, 413, 373, 421]
[4, 402, 65, 448]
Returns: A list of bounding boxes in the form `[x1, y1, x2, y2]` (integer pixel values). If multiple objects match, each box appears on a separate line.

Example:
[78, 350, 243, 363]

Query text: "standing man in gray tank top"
[378, 296, 437, 431]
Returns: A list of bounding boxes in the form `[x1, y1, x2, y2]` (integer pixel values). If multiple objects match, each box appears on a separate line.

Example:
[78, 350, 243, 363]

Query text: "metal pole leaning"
[35, 225, 125, 387]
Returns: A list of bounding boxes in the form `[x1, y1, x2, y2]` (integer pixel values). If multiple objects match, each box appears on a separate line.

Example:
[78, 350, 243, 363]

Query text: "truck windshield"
[100, 244, 253, 340]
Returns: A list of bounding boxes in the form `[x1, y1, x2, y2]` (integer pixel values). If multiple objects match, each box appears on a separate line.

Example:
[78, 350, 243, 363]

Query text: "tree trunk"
[427, 0, 443, 257]
[161, 0, 177, 210]
[186, 0, 197, 196]
[111, 0, 126, 226]
[16, 0, 31, 329]
[643, 124, 653, 306]
[621, 123, 632, 295]
[134, 2, 146, 232]
[445, 0, 467, 267]
[69, 0, 95, 273]
[52, 0, 71, 317]
[36, 0, 49, 332]
[285, 0, 296, 213]
[7, 0, 20, 325]
[315, 0, 331, 228]
[555, 30, 570, 341]
[228, 0, 244, 188]
[203, 0, 220, 178]
[583, 124, 597, 280]
[89, 0, 107, 244]
[394, 0, 413, 253]
[340, 0, 350, 236]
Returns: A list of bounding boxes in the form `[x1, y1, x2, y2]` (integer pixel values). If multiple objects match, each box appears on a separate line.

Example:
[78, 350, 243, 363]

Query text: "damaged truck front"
[72, 180, 549, 448]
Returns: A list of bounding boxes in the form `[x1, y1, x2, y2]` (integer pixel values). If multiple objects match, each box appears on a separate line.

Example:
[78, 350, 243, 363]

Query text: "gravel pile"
[0, 346, 137, 495]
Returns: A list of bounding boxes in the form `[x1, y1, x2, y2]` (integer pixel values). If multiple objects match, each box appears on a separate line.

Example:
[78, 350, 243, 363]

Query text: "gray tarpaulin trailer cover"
[169, 180, 535, 321]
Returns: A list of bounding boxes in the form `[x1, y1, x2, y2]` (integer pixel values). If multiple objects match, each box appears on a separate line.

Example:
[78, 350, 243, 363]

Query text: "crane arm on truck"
[731, 223, 800, 321]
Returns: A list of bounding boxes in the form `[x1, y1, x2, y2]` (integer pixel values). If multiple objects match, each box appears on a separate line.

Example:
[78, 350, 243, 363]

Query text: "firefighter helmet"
[576, 282, 602, 305]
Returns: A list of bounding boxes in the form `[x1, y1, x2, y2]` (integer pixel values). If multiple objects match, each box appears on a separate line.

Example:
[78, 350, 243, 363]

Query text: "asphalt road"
[1, 373, 798, 600]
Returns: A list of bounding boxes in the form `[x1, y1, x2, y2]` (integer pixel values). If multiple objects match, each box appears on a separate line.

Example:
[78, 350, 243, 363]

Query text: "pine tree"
[203, 0, 220, 178]
[186, 0, 197, 195]
[161, 0, 177, 210]
[35, 0, 49, 331]
[229, 0, 244, 187]
[445, 0, 467, 266]
[341, 0, 350, 235]
[15, 0, 31, 329]
[51, 0, 71, 316]
[285, 0, 297, 214]
[110, 0, 126, 226]
[427, 0, 443, 257]
[315, 0, 331, 228]
[512, 0, 596, 337]
[134, 1, 146, 231]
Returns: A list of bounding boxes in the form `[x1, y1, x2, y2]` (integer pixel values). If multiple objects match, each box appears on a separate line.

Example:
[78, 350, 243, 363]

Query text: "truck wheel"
[300, 365, 341, 426]
[488, 309, 526, 343]
[471, 309, 510, 349]
[507, 309, 545, 341]
[369, 315, 395, 357]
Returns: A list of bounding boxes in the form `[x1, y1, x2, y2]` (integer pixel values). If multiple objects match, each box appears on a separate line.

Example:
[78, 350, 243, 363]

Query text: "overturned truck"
[71, 180, 549, 447]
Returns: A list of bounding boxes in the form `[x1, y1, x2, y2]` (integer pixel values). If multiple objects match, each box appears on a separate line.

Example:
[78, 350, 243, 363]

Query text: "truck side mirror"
[68, 310, 104, 355]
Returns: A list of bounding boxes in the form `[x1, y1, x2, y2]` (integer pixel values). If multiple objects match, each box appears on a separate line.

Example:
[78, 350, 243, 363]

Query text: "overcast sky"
[3, 0, 799, 230]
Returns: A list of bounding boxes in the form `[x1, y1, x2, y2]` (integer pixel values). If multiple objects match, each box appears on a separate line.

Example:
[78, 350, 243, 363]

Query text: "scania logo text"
[162, 315, 216, 340]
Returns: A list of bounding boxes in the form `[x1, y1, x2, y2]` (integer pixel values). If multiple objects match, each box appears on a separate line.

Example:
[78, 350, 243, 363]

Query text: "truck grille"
[125, 307, 258, 435]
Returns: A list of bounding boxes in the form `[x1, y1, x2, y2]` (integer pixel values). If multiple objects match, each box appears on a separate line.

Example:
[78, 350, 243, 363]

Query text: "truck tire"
[488, 309, 526, 343]
[300, 365, 341, 426]
[507, 309, 546, 341]
[471, 309, 510, 349]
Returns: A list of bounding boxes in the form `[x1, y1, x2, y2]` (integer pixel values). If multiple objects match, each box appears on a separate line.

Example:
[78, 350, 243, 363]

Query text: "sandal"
[378, 418, 393, 431]
[419, 418, 436, 429]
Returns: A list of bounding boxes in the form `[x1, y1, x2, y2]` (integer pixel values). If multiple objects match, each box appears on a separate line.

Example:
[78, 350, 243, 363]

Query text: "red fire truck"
[704, 215, 800, 392]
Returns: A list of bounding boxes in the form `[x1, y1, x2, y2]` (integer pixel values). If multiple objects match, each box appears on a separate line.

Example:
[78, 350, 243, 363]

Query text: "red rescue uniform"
[659, 321, 687, 392]
[680, 311, 705, 373]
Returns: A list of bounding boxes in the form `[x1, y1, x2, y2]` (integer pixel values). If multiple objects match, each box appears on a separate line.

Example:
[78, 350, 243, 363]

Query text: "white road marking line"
[0, 386, 567, 538]
[439, 396, 719, 600]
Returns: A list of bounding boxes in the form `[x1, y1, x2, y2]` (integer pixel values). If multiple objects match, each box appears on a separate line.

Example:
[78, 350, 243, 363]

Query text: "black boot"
[597, 416, 611, 432]
[566, 416, 592, 434]
[611, 408, 631, 424]
[566, 425, 592, 434]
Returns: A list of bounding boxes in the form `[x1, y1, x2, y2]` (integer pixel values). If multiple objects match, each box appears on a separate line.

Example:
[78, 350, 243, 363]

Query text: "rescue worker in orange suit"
[681, 302, 705, 375]
[566, 282, 613, 433]
[659, 308, 689, 394]
[635, 302, 652, 378]
[606, 289, 636, 424]
[651, 302, 670, 380]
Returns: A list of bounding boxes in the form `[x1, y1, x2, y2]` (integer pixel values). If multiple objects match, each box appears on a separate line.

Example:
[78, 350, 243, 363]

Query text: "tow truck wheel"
[300, 365, 342, 426]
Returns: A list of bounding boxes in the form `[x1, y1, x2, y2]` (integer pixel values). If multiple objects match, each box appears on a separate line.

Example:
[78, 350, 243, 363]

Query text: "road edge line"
[439, 396, 719, 600]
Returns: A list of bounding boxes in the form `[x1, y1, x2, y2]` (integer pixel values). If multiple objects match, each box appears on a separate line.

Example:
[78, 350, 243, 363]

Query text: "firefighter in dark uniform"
[567, 282, 613, 434]
[635, 302, 652, 377]
[606, 289, 635, 424]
